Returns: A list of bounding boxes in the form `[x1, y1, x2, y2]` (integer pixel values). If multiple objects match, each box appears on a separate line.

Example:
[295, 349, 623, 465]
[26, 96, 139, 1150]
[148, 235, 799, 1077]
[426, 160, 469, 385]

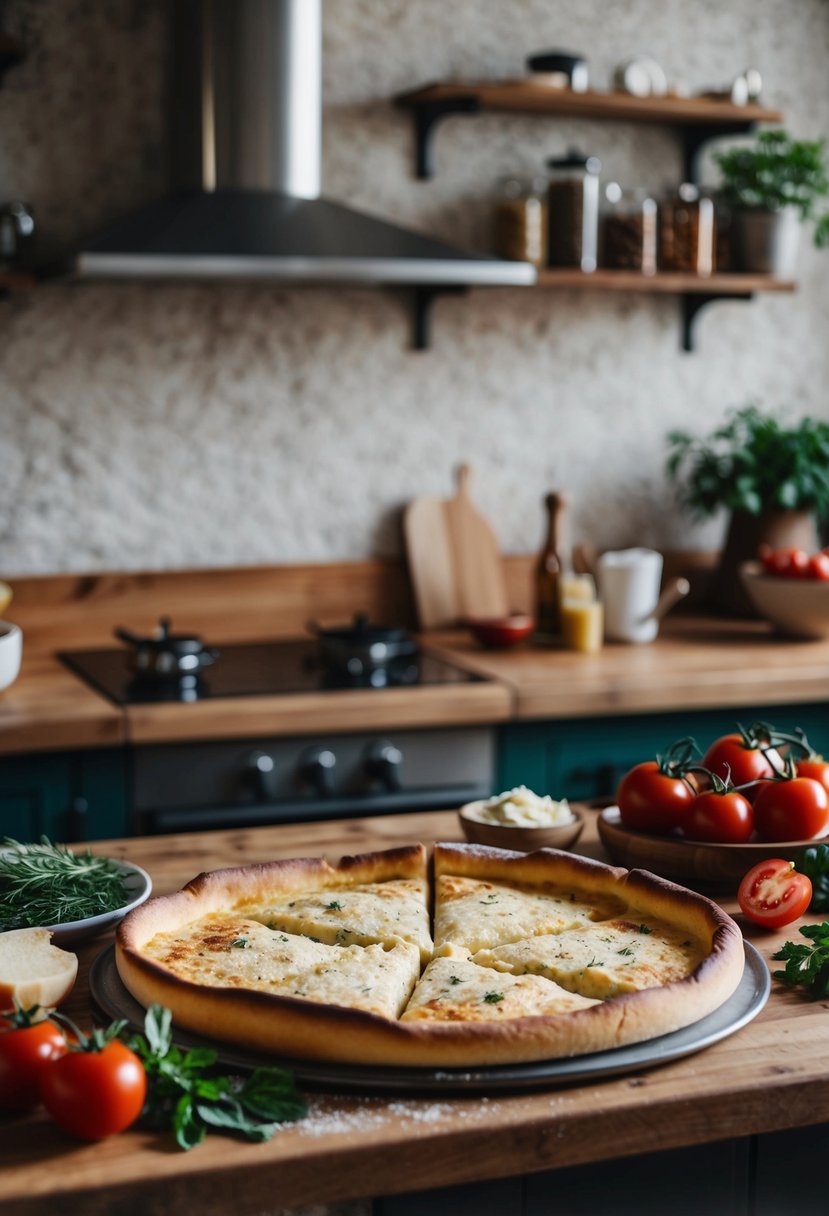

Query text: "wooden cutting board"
[404, 464, 509, 628]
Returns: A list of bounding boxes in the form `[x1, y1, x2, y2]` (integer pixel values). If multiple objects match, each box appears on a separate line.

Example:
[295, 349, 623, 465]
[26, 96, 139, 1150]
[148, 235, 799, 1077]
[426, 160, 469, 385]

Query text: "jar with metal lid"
[602, 184, 658, 274]
[492, 175, 548, 267]
[546, 149, 601, 272]
[658, 183, 715, 276]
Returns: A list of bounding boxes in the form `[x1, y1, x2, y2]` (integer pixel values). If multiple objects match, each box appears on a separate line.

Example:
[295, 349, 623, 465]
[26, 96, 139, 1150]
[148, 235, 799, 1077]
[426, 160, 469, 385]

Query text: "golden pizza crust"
[116, 840, 745, 1068]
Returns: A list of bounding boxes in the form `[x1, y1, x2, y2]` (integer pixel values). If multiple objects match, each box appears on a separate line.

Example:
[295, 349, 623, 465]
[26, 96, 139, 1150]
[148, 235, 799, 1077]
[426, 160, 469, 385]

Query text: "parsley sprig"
[126, 1005, 307, 1150]
[773, 922, 829, 998]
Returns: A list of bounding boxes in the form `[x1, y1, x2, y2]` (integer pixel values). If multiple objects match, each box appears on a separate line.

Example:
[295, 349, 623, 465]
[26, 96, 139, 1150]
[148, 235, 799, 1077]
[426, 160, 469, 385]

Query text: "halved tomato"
[737, 858, 812, 929]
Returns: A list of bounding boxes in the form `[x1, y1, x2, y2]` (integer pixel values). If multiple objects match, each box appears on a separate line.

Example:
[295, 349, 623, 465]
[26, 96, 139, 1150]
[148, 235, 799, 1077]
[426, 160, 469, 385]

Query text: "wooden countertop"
[2, 810, 828, 1215]
[429, 613, 829, 720]
[3, 561, 829, 753]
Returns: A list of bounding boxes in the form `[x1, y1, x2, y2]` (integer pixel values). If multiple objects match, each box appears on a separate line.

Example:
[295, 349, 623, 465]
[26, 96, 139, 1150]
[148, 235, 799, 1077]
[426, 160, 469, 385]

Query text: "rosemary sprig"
[0, 836, 131, 930]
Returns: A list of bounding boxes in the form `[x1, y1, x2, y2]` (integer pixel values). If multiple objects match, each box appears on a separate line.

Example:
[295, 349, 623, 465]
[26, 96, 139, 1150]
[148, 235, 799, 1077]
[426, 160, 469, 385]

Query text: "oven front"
[130, 725, 496, 834]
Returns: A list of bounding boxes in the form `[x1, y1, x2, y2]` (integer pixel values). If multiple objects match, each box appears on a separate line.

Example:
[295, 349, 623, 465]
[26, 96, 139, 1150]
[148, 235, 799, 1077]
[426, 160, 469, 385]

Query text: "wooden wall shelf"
[396, 81, 783, 180]
[534, 270, 795, 351]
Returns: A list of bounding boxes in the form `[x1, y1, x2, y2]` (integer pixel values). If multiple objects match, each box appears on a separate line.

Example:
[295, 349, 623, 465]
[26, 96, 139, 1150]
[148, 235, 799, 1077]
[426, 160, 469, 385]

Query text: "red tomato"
[616, 762, 696, 835]
[702, 733, 782, 801]
[0, 1014, 66, 1110]
[752, 776, 829, 842]
[795, 756, 829, 793]
[40, 1040, 146, 1140]
[761, 548, 811, 578]
[807, 552, 829, 581]
[683, 789, 754, 843]
[737, 858, 813, 928]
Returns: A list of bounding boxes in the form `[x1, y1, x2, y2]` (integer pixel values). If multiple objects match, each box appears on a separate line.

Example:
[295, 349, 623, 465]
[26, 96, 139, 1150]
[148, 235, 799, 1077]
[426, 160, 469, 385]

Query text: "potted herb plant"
[666, 405, 829, 614]
[714, 130, 829, 278]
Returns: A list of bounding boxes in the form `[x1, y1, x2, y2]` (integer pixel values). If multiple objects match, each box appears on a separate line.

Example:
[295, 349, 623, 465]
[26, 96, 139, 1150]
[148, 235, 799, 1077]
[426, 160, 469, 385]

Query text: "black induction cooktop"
[58, 639, 486, 705]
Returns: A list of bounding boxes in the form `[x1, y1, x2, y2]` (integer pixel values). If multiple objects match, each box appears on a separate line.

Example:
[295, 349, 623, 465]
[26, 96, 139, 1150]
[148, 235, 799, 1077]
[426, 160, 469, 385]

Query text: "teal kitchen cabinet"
[497, 702, 829, 801]
[0, 748, 128, 842]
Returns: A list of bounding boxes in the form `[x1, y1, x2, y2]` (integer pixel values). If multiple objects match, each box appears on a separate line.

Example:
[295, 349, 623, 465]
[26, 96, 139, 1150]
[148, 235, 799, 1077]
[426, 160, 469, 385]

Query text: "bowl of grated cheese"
[459, 786, 584, 851]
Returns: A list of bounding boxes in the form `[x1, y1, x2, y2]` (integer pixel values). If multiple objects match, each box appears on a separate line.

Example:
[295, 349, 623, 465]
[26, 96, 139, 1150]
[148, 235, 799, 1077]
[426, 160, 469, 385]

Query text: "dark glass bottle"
[535, 492, 567, 637]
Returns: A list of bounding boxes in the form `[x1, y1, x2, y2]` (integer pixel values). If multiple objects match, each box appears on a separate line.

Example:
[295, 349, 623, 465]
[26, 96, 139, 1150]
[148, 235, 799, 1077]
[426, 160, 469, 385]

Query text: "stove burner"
[114, 617, 219, 680]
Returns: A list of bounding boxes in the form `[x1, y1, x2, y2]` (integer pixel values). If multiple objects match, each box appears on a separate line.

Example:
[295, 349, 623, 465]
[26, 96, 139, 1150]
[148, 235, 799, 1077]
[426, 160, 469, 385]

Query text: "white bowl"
[740, 561, 829, 639]
[0, 621, 22, 691]
[44, 860, 153, 946]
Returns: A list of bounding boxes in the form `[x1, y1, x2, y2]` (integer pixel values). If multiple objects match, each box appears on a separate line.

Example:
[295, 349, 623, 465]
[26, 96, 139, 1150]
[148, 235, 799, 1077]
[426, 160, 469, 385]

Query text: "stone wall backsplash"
[1, 0, 828, 574]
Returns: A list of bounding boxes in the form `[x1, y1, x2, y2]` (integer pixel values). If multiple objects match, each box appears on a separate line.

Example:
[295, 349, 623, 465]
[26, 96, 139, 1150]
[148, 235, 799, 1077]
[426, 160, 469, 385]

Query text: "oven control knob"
[364, 741, 403, 792]
[300, 747, 337, 798]
[243, 751, 276, 802]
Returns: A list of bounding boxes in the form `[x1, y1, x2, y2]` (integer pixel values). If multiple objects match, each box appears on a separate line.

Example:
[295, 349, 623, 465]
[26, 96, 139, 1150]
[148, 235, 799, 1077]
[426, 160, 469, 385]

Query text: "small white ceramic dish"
[0, 621, 22, 691]
[43, 860, 153, 946]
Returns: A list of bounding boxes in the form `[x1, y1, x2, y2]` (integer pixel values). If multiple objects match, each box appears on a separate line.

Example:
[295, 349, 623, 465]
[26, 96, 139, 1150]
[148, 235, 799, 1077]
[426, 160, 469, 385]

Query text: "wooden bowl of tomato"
[597, 806, 828, 892]
[740, 558, 829, 639]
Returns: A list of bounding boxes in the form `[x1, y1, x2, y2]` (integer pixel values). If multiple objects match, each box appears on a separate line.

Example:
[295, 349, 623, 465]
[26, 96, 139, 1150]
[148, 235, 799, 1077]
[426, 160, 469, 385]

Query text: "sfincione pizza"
[115, 841, 745, 1068]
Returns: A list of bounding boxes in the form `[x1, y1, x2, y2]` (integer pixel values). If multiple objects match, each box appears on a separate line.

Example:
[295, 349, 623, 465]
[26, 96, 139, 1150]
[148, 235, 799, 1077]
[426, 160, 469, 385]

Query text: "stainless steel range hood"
[75, 0, 535, 287]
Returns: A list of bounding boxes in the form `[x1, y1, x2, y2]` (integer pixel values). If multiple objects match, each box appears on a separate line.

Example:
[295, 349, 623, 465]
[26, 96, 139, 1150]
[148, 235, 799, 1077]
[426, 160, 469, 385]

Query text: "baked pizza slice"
[245, 877, 432, 962]
[433, 843, 624, 953]
[401, 951, 599, 1023]
[472, 915, 708, 1000]
[131, 911, 421, 1019]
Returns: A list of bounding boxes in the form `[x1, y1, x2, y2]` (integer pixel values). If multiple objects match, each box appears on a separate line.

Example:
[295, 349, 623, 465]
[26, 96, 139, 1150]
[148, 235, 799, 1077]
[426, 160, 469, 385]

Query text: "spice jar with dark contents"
[602, 184, 658, 274]
[659, 183, 715, 275]
[492, 176, 548, 266]
[546, 150, 601, 272]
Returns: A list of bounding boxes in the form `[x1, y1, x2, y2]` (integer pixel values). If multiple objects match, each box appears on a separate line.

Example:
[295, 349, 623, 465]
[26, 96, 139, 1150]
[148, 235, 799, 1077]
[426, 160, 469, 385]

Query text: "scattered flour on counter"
[296, 1094, 501, 1137]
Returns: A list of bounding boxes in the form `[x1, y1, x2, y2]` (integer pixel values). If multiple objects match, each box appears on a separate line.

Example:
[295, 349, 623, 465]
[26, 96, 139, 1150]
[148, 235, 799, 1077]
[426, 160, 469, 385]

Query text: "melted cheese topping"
[238, 878, 432, 962]
[472, 917, 706, 1000]
[401, 954, 599, 1023]
[142, 913, 420, 1019]
[433, 874, 624, 954]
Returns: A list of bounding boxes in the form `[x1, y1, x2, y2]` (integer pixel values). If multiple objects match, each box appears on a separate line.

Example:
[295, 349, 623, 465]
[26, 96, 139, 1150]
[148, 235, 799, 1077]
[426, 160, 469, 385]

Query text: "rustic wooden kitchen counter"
[2, 809, 828, 1216]
[3, 558, 829, 753]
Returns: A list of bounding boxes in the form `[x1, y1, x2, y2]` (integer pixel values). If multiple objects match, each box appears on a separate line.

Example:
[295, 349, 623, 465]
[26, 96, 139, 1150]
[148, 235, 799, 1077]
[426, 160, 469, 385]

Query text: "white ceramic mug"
[0, 621, 23, 690]
[596, 549, 664, 644]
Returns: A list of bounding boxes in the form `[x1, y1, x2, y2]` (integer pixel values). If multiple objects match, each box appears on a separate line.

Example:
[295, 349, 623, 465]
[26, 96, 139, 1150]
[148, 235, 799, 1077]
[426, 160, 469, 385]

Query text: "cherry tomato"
[761, 548, 811, 578]
[807, 553, 829, 581]
[683, 789, 754, 843]
[795, 756, 829, 793]
[737, 858, 813, 929]
[40, 1039, 146, 1140]
[752, 776, 829, 842]
[0, 1011, 66, 1110]
[702, 732, 782, 802]
[616, 762, 696, 835]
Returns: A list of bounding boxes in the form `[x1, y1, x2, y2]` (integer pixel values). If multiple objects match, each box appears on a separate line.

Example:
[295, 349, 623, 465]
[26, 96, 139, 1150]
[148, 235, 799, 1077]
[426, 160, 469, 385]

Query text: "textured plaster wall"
[1, 0, 829, 575]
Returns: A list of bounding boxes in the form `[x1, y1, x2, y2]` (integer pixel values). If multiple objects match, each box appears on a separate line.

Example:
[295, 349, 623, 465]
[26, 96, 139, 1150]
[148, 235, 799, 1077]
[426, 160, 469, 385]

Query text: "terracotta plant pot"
[711, 508, 819, 616]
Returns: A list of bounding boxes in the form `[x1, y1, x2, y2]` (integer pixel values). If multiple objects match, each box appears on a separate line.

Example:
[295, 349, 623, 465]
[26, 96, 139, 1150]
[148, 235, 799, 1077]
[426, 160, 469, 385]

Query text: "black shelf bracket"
[0, 34, 25, 87]
[680, 120, 759, 184]
[400, 94, 481, 179]
[411, 285, 467, 350]
[680, 291, 752, 352]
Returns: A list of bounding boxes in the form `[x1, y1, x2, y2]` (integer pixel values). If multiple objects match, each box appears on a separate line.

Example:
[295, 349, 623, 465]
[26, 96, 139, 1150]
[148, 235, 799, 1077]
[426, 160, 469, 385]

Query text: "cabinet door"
[0, 749, 128, 842]
[498, 704, 829, 802]
[0, 752, 74, 840]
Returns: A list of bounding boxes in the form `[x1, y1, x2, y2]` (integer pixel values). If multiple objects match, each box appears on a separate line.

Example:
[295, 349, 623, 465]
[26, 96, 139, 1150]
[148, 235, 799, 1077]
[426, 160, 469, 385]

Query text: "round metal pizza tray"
[89, 942, 768, 1095]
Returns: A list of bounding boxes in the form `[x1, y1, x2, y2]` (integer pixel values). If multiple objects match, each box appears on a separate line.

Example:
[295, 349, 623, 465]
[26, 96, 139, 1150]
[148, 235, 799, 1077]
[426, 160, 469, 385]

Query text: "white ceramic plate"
[42, 859, 153, 946]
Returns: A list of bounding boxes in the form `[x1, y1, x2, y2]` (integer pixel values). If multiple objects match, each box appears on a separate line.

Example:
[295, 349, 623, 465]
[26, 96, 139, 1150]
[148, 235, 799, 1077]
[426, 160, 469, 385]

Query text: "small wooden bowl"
[459, 803, 585, 852]
[466, 614, 534, 649]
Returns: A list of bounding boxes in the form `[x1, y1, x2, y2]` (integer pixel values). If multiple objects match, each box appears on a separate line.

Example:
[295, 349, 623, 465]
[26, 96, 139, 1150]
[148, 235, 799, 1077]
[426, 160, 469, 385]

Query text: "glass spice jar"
[658, 183, 715, 276]
[546, 150, 601, 272]
[492, 175, 548, 267]
[602, 184, 658, 274]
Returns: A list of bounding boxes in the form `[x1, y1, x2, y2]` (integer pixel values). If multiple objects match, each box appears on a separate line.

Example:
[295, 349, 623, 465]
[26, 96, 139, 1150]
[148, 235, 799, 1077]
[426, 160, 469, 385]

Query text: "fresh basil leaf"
[239, 1068, 308, 1122]
[144, 1004, 173, 1056]
[173, 1095, 206, 1151]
